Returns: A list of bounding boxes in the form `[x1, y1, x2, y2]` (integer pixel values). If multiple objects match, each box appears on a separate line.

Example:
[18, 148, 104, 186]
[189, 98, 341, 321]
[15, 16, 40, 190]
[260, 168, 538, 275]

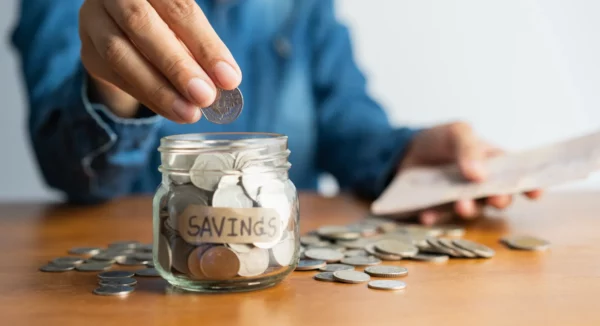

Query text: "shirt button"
[274, 37, 292, 58]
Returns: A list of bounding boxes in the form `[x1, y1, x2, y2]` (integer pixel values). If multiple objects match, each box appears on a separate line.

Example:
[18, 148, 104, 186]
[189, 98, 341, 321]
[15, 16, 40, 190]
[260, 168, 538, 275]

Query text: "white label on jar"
[177, 205, 282, 244]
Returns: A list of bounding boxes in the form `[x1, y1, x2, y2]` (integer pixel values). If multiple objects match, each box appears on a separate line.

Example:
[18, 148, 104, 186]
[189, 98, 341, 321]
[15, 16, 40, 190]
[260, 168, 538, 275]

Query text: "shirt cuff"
[370, 127, 422, 198]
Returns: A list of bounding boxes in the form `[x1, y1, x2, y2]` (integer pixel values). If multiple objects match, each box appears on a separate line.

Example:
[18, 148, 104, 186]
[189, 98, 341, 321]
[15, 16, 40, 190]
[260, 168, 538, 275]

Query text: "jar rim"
[159, 132, 287, 151]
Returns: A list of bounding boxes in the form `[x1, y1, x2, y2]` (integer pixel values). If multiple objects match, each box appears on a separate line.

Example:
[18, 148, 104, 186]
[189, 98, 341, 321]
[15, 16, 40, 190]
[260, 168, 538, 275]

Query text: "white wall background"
[0, 0, 599, 201]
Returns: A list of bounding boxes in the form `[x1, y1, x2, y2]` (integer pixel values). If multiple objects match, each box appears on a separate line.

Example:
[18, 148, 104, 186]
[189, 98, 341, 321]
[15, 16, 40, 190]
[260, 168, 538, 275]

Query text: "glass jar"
[153, 133, 299, 293]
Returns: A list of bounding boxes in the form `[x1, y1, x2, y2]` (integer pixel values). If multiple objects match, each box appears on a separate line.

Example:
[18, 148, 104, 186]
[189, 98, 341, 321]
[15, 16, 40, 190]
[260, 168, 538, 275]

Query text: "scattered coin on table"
[135, 268, 160, 277]
[501, 235, 550, 251]
[368, 280, 406, 291]
[93, 285, 135, 296]
[333, 270, 371, 284]
[314, 272, 336, 282]
[99, 278, 137, 287]
[364, 266, 408, 278]
[295, 260, 327, 271]
[98, 271, 135, 279]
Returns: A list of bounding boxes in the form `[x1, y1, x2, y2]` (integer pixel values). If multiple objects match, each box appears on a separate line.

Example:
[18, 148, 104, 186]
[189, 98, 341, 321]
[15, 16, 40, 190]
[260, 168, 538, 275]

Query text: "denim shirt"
[11, 0, 418, 203]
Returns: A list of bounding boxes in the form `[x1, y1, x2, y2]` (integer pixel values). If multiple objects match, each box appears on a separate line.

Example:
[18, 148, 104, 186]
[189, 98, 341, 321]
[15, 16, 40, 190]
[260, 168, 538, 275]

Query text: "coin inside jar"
[200, 246, 240, 280]
[236, 247, 270, 277]
[187, 244, 214, 278]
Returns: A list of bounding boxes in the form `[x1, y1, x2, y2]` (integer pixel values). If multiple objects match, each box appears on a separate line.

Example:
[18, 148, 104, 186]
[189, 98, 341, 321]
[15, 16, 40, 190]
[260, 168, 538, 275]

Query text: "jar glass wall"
[152, 133, 299, 293]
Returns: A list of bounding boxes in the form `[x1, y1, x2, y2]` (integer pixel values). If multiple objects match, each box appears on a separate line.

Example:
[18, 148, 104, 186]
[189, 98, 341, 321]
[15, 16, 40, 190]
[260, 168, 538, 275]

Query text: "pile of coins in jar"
[156, 141, 298, 287]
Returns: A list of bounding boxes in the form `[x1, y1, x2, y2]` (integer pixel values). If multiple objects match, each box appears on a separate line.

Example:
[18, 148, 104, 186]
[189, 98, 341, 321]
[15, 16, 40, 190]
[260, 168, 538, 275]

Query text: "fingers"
[148, 0, 242, 90]
[419, 209, 454, 226]
[449, 123, 487, 182]
[486, 195, 513, 209]
[454, 199, 485, 219]
[103, 0, 217, 109]
[81, 2, 199, 123]
[525, 189, 543, 199]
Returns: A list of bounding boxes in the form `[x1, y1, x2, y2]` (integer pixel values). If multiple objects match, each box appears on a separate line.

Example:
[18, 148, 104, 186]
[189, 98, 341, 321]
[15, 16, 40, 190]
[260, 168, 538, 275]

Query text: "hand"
[398, 122, 543, 225]
[79, 0, 242, 123]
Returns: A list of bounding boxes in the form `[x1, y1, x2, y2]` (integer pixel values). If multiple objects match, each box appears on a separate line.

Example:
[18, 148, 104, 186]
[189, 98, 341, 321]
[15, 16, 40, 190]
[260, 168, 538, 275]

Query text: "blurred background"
[0, 0, 599, 201]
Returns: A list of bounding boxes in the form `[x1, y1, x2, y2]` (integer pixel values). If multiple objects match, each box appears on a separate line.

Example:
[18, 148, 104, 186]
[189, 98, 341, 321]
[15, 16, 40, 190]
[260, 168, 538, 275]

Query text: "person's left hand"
[398, 122, 543, 225]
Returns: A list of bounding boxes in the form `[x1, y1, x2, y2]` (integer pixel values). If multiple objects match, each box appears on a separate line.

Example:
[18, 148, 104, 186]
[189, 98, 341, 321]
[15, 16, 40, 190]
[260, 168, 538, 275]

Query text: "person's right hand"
[79, 0, 242, 123]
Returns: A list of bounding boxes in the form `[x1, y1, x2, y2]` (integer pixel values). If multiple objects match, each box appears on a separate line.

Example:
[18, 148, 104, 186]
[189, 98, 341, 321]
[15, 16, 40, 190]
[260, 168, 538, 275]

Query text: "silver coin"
[256, 180, 291, 229]
[425, 238, 457, 256]
[336, 238, 372, 250]
[368, 280, 406, 291]
[99, 277, 137, 287]
[167, 184, 211, 229]
[75, 262, 112, 272]
[68, 247, 102, 256]
[365, 243, 402, 261]
[343, 249, 369, 257]
[269, 239, 295, 267]
[241, 165, 279, 201]
[98, 270, 135, 279]
[452, 239, 495, 258]
[364, 266, 408, 278]
[93, 285, 134, 296]
[317, 226, 361, 240]
[295, 259, 326, 271]
[300, 235, 327, 246]
[304, 248, 344, 263]
[217, 175, 241, 188]
[166, 152, 195, 185]
[228, 243, 253, 253]
[116, 257, 147, 266]
[237, 247, 270, 277]
[374, 240, 418, 257]
[233, 148, 266, 170]
[39, 264, 75, 272]
[213, 184, 253, 208]
[190, 153, 235, 191]
[332, 270, 370, 284]
[501, 235, 550, 251]
[51, 257, 84, 265]
[91, 252, 125, 262]
[318, 264, 354, 272]
[201, 87, 244, 124]
[133, 252, 153, 262]
[438, 238, 476, 258]
[409, 253, 449, 263]
[313, 272, 336, 282]
[137, 244, 154, 252]
[135, 268, 160, 277]
[108, 241, 140, 249]
[340, 256, 382, 266]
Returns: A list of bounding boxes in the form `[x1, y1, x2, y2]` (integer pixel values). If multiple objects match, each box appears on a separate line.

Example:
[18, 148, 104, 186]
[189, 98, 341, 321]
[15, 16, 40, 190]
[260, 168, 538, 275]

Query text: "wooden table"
[1, 192, 599, 326]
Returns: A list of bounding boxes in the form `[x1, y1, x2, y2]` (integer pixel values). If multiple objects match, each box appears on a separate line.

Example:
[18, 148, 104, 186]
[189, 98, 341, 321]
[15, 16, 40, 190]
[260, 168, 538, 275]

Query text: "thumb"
[450, 123, 487, 182]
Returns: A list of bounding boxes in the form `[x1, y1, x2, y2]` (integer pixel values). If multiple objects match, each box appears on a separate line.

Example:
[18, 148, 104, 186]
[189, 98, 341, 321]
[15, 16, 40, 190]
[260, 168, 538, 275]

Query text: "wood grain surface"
[0, 192, 599, 326]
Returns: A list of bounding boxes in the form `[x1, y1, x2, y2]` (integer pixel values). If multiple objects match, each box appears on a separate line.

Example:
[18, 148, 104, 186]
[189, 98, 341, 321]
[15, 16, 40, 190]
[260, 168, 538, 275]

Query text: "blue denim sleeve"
[310, 0, 421, 199]
[11, 0, 162, 203]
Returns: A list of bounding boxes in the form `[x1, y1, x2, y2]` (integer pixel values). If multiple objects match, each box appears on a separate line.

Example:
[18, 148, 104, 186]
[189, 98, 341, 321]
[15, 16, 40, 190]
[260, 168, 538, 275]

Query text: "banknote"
[371, 131, 600, 216]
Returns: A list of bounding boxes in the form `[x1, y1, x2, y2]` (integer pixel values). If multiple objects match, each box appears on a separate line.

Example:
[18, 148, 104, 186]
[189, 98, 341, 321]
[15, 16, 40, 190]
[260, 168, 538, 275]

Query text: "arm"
[311, 0, 419, 199]
[11, 0, 162, 204]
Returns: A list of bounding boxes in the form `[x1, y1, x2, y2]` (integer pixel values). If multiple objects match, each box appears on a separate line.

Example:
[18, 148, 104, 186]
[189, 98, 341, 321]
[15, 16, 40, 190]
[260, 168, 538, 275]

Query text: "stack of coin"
[39, 240, 157, 273]
[157, 147, 298, 282]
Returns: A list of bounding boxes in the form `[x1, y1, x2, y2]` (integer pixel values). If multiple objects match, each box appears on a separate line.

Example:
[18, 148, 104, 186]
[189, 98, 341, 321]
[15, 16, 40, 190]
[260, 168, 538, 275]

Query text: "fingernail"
[213, 61, 241, 88]
[465, 160, 487, 180]
[187, 78, 216, 108]
[172, 98, 200, 123]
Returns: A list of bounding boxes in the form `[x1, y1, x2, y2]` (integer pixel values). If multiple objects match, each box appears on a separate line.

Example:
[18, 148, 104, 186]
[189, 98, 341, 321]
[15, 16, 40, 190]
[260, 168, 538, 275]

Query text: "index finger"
[149, 0, 242, 90]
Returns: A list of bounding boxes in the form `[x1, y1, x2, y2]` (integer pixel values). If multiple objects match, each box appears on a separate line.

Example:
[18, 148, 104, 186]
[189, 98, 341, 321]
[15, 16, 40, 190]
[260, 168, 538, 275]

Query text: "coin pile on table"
[294, 217, 549, 291]
[158, 144, 296, 282]
[38, 240, 161, 296]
